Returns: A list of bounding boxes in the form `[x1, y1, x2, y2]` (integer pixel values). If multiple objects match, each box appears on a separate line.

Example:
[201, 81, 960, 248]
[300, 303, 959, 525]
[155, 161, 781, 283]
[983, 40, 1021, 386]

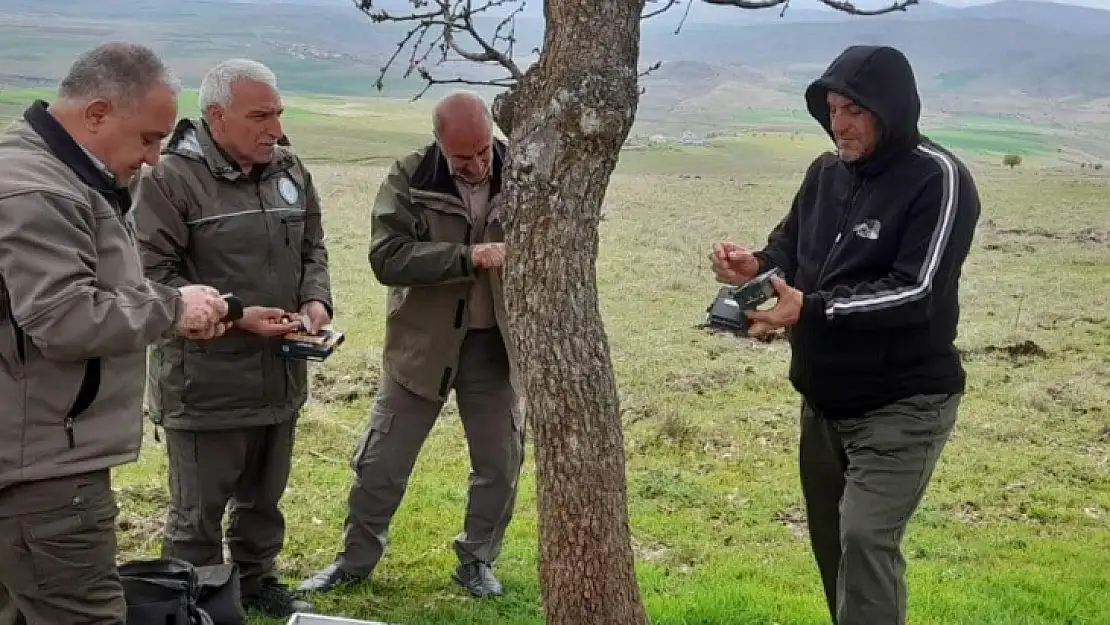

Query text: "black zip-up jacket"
[754, 45, 981, 418]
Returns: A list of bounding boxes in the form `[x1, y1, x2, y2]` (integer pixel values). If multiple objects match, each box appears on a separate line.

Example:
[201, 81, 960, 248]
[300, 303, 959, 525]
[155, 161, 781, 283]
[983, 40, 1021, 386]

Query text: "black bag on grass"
[119, 558, 244, 625]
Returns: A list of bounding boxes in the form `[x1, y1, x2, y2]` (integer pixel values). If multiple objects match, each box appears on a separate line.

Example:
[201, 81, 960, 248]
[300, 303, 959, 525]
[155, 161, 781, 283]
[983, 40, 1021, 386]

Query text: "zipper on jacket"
[438, 367, 453, 398]
[257, 183, 275, 272]
[13, 322, 25, 365]
[257, 181, 273, 404]
[63, 358, 102, 450]
[453, 300, 465, 328]
[815, 173, 865, 286]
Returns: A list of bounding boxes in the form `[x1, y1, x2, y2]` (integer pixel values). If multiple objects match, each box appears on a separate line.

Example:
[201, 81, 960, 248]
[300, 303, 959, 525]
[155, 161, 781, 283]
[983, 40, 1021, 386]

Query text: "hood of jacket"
[805, 45, 922, 175]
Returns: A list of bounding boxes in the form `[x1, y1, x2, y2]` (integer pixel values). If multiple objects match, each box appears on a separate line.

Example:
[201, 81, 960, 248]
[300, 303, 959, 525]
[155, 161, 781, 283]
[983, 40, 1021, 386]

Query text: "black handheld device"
[704, 267, 784, 336]
[279, 329, 345, 361]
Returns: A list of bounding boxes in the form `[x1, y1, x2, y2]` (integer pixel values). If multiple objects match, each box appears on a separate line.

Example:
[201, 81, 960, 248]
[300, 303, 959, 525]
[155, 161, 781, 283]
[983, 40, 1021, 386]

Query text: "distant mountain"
[1, 0, 1110, 120]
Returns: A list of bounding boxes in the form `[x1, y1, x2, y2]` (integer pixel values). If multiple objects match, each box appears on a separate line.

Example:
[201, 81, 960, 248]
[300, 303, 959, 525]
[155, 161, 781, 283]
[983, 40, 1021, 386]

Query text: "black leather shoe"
[297, 562, 368, 594]
[242, 579, 314, 618]
[453, 561, 503, 597]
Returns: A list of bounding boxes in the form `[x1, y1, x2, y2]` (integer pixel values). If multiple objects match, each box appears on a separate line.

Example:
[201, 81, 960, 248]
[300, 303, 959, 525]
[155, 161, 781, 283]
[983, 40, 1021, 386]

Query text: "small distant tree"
[1003, 154, 1021, 168]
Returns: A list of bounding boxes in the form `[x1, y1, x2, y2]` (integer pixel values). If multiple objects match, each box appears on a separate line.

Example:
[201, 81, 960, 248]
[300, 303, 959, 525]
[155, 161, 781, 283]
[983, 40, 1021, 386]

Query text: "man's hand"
[710, 242, 760, 286]
[745, 277, 804, 337]
[236, 306, 304, 337]
[470, 243, 506, 270]
[176, 285, 228, 334]
[300, 300, 331, 335]
[182, 322, 230, 341]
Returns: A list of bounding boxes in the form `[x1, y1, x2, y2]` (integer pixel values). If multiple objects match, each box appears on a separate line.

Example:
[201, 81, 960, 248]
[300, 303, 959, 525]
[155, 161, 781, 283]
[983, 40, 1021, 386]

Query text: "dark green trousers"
[336, 329, 524, 576]
[800, 392, 960, 625]
[161, 418, 297, 595]
[0, 470, 124, 625]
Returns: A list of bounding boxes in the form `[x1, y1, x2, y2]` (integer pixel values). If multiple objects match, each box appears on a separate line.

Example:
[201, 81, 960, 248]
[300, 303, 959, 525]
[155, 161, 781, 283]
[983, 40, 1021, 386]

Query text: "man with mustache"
[0, 42, 232, 625]
[710, 45, 981, 625]
[132, 58, 332, 618]
[299, 90, 524, 599]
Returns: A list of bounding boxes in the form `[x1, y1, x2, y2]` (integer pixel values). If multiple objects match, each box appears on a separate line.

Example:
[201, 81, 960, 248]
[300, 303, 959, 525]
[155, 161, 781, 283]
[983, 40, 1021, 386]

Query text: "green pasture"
[0, 85, 1106, 625]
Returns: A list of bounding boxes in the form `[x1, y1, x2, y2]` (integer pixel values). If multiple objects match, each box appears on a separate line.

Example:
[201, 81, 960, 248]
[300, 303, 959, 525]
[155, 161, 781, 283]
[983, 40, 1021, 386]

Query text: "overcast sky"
[937, 0, 1108, 6]
[273, 0, 1110, 9]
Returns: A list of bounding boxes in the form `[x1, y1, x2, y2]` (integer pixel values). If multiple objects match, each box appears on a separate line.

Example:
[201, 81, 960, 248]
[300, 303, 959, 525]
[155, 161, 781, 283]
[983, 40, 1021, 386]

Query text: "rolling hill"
[1, 0, 1109, 138]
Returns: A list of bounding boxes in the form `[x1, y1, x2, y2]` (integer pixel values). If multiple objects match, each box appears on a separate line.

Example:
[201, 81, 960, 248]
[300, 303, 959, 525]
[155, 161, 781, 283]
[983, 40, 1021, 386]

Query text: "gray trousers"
[0, 470, 125, 625]
[800, 392, 960, 625]
[336, 329, 525, 576]
[161, 419, 297, 595]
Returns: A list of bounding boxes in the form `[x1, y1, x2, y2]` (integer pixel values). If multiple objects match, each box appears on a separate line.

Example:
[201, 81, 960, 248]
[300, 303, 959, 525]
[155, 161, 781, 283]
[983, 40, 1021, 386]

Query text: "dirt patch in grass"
[963, 339, 1050, 364]
[773, 506, 809, 540]
[981, 219, 1110, 247]
[310, 356, 381, 405]
[665, 367, 740, 395]
[115, 484, 171, 556]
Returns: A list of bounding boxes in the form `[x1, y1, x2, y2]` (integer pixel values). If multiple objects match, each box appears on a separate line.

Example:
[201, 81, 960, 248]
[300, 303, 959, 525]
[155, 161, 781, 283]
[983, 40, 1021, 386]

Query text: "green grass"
[926, 129, 1051, 156]
[1, 87, 1108, 624]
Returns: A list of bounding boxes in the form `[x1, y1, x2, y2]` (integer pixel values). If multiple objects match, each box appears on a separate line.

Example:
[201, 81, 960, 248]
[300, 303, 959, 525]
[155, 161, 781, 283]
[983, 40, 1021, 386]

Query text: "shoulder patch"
[278, 175, 300, 204]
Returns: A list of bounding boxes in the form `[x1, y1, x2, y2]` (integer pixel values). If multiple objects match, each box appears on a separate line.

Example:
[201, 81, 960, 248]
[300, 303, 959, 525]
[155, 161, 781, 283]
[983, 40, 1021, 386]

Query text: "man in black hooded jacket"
[710, 45, 980, 624]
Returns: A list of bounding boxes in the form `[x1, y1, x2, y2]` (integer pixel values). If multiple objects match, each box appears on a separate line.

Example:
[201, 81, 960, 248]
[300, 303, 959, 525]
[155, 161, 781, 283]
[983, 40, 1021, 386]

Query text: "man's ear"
[203, 104, 224, 127]
[84, 99, 113, 133]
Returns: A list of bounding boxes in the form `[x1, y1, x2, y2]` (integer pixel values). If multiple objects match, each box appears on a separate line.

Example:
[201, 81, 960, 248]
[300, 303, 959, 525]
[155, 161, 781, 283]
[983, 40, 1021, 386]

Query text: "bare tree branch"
[353, 0, 524, 101]
[701, 0, 919, 16]
[411, 70, 516, 101]
[642, 0, 681, 19]
[638, 61, 663, 78]
[355, 0, 922, 102]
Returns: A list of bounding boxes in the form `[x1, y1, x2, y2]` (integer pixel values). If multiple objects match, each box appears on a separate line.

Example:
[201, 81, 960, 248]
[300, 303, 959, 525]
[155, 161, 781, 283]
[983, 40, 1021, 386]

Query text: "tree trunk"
[492, 1, 648, 624]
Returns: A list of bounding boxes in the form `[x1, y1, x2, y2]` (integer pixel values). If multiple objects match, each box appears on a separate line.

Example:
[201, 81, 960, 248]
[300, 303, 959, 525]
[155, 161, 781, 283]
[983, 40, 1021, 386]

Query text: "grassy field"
[2, 89, 1109, 624]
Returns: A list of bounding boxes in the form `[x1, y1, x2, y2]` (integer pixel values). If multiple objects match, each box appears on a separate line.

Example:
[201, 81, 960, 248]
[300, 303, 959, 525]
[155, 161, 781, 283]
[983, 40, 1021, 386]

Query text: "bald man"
[298, 90, 523, 599]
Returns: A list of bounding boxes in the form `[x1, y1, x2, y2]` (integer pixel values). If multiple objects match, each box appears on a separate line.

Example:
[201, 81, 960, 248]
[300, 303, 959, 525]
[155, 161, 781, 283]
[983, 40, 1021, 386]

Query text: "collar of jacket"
[162, 117, 296, 182]
[410, 137, 506, 203]
[22, 99, 132, 212]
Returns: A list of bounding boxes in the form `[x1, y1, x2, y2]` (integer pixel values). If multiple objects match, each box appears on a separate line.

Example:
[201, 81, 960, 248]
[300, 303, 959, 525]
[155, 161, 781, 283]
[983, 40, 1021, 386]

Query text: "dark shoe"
[241, 578, 314, 618]
[453, 561, 503, 597]
[297, 562, 368, 593]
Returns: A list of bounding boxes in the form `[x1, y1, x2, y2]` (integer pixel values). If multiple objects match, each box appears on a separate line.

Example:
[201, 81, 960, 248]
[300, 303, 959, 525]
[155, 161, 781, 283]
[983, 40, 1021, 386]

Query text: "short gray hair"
[199, 58, 278, 112]
[432, 89, 493, 137]
[57, 42, 181, 106]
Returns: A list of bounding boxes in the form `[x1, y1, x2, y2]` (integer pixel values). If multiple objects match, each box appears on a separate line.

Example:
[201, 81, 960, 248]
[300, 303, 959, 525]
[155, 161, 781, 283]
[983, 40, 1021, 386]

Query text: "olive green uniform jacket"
[134, 119, 332, 431]
[370, 139, 519, 401]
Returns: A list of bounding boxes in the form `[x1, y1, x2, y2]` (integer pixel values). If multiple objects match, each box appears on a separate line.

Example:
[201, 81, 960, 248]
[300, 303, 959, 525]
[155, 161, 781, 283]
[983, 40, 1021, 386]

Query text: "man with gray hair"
[0, 42, 231, 624]
[133, 57, 331, 618]
[299, 89, 523, 599]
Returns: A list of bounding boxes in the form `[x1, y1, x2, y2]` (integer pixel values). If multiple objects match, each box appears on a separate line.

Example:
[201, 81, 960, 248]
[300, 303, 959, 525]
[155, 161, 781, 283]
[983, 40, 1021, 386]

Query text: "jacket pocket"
[0, 282, 24, 371]
[0, 319, 25, 372]
[22, 356, 90, 452]
[181, 338, 267, 412]
[280, 212, 306, 248]
[63, 359, 102, 449]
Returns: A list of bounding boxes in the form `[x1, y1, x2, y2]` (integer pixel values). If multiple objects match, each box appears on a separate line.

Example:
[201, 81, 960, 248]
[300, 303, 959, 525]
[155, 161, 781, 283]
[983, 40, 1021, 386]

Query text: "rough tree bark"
[352, 1, 921, 623]
[490, 2, 649, 623]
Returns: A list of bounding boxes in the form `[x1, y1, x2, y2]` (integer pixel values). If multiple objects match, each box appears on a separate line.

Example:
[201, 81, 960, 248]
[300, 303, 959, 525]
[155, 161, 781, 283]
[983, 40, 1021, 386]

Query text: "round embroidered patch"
[278, 176, 299, 204]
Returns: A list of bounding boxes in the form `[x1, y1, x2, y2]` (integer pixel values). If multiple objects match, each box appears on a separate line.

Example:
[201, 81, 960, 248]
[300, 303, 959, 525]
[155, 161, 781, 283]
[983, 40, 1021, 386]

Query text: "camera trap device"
[704, 267, 785, 336]
[279, 328, 345, 361]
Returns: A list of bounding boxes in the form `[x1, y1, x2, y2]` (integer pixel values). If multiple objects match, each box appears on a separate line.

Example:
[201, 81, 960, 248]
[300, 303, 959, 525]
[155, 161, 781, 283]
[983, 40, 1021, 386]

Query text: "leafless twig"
[700, 0, 919, 16]
[643, 0, 682, 19]
[353, 0, 525, 100]
[354, 0, 922, 101]
[639, 61, 663, 78]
